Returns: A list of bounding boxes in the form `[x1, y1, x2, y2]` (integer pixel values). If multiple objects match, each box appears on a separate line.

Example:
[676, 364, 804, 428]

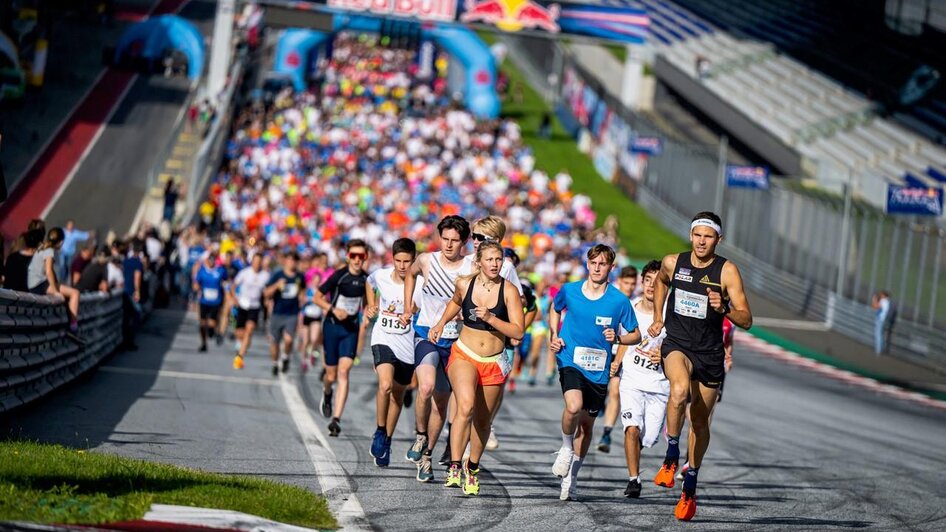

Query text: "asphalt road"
[4, 306, 945, 531]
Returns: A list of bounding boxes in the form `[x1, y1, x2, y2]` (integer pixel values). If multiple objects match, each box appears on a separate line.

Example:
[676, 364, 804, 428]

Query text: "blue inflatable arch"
[272, 16, 499, 118]
[114, 15, 205, 80]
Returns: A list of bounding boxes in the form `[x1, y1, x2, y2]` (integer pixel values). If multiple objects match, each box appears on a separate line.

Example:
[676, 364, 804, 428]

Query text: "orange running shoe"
[675, 490, 697, 521]
[654, 458, 678, 488]
[233, 355, 244, 370]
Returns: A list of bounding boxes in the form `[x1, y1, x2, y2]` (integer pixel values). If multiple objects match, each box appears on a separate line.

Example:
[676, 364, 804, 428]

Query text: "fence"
[0, 288, 124, 413]
[503, 34, 946, 370]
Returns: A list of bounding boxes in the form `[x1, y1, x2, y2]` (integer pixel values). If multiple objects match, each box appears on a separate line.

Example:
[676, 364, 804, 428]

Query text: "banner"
[630, 136, 662, 156]
[327, 0, 458, 22]
[725, 165, 769, 189]
[459, 0, 649, 43]
[886, 185, 944, 216]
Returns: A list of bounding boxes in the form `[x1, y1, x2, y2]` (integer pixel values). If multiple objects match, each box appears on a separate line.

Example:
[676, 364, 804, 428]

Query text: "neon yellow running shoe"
[463, 468, 480, 496]
[444, 463, 462, 488]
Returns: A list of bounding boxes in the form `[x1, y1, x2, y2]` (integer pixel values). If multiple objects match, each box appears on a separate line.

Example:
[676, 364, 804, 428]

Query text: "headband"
[691, 218, 722, 236]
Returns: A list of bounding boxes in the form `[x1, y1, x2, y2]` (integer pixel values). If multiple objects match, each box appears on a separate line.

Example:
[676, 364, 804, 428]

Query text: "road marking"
[99, 365, 278, 386]
[752, 317, 830, 331]
[278, 375, 369, 531]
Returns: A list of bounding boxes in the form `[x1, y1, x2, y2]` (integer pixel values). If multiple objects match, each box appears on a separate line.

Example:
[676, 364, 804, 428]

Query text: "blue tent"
[114, 15, 205, 80]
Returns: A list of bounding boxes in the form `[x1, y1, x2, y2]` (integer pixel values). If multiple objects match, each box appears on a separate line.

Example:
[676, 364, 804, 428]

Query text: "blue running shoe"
[370, 428, 386, 459]
[597, 432, 612, 453]
[374, 438, 391, 467]
[405, 433, 427, 463]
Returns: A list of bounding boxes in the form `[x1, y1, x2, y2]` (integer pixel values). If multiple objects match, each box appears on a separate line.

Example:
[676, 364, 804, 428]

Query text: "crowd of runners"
[179, 32, 753, 521]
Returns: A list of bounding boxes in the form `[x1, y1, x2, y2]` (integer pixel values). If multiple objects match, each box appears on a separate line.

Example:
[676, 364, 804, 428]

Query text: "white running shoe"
[486, 428, 499, 450]
[560, 473, 578, 501]
[552, 446, 574, 478]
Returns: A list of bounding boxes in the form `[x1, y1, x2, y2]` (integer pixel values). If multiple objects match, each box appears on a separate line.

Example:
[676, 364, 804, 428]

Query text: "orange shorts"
[447, 339, 510, 387]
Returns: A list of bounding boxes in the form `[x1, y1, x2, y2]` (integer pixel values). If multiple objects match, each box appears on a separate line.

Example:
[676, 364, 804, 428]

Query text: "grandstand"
[603, 0, 946, 206]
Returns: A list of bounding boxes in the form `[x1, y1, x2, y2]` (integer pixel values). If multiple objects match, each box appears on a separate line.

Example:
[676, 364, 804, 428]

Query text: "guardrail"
[0, 288, 124, 413]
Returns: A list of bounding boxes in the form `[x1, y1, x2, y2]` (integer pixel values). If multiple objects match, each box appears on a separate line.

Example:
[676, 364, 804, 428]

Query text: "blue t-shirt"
[122, 256, 144, 297]
[196, 264, 228, 306]
[553, 281, 638, 385]
[268, 271, 305, 316]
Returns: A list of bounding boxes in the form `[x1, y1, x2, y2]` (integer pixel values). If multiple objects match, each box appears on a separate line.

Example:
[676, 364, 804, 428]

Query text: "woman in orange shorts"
[428, 241, 524, 496]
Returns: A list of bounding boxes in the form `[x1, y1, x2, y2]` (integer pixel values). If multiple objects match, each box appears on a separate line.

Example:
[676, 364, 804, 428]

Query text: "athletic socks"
[562, 431, 575, 448]
[603, 426, 613, 436]
[450, 460, 462, 469]
[628, 475, 639, 482]
[417, 431, 428, 438]
[683, 466, 699, 493]
[377, 425, 385, 434]
[666, 434, 680, 461]
[570, 457, 584, 477]
[467, 460, 479, 471]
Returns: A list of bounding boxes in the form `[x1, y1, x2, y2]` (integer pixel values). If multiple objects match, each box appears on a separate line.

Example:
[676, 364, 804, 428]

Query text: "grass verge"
[491, 38, 685, 260]
[0, 441, 336, 529]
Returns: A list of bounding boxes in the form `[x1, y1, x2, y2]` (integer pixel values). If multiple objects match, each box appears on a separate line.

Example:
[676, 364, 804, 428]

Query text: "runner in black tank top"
[648, 211, 753, 522]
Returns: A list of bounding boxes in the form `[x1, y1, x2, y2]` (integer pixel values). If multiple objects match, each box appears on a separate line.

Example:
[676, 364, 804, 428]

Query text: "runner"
[193, 249, 227, 352]
[650, 211, 752, 521]
[505, 248, 537, 396]
[613, 260, 668, 498]
[314, 239, 370, 437]
[549, 244, 640, 501]
[522, 279, 550, 387]
[431, 241, 524, 496]
[300, 277, 324, 373]
[230, 253, 271, 370]
[365, 238, 419, 468]
[598, 265, 638, 453]
[263, 252, 306, 376]
[401, 215, 472, 480]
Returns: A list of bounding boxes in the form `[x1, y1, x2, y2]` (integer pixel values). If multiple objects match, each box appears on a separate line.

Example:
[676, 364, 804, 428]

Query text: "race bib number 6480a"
[674, 289, 708, 319]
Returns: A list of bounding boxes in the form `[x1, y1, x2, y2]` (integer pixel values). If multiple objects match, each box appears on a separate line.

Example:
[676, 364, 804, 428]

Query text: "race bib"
[573, 346, 608, 372]
[442, 320, 460, 340]
[202, 288, 219, 301]
[281, 282, 299, 299]
[498, 349, 513, 377]
[380, 311, 410, 334]
[633, 337, 663, 372]
[674, 289, 708, 319]
[336, 295, 362, 315]
[304, 304, 323, 318]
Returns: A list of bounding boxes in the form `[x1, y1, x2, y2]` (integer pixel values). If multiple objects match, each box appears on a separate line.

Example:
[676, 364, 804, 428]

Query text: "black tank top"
[462, 276, 508, 332]
[665, 252, 727, 353]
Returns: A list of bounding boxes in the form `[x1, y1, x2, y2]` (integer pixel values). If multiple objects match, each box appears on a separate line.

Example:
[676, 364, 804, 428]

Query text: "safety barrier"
[0, 289, 123, 413]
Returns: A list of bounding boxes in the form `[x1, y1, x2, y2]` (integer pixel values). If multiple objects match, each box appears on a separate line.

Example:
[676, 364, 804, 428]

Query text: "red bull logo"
[460, 0, 560, 33]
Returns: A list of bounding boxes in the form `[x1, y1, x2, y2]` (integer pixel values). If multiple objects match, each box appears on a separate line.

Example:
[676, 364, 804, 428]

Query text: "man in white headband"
[648, 211, 753, 521]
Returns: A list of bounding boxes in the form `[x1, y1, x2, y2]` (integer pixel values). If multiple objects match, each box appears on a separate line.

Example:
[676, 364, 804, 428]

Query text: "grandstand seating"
[612, 0, 946, 205]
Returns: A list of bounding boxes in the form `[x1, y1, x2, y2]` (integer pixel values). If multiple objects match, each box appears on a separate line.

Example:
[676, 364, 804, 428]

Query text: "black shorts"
[661, 338, 726, 389]
[302, 316, 322, 326]
[372, 345, 415, 386]
[199, 304, 220, 321]
[559, 367, 608, 417]
[236, 307, 260, 328]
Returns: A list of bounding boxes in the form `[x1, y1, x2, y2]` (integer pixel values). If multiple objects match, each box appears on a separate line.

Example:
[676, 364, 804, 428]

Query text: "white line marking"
[99, 365, 277, 386]
[278, 375, 369, 531]
[144, 504, 318, 532]
[752, 317, 830, 331]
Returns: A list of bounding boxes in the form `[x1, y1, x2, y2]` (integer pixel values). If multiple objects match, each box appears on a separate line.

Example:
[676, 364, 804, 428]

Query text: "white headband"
[691, 218, 722, 236]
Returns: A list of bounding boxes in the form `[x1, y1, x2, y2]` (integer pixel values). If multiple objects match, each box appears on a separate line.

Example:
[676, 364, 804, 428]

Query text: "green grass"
[0, 441, 336, 529]
[493, 39, 685, 260]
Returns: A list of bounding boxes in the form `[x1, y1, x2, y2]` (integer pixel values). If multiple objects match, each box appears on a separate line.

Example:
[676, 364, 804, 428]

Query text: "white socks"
[562, 431, 575, 448]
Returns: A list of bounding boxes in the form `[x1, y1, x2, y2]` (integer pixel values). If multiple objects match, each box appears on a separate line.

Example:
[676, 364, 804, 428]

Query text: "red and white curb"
[739, 333, 946, 412]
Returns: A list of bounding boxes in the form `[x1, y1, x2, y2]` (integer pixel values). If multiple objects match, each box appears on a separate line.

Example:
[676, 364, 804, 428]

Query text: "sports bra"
[462, 276, 509, 332]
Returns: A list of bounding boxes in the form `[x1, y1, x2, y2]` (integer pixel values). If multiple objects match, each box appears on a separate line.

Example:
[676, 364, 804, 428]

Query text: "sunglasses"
[348, 252, 367, 260]
[472, 233, 497, 243]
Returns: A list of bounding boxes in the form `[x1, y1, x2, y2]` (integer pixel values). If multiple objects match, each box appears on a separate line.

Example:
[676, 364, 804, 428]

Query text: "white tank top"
[416, 252, 472, 330]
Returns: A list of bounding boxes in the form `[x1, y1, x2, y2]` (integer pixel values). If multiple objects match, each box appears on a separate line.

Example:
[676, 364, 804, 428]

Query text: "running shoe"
[199, 344, 208, 353]
[353, 356, 361, 366]
[281, 357, 290, 373]
[438, 445, 451, 466]
[552, 446, 574, 478]
[528, 376, 536, 387]
[443, 463, 462, 488]
[302, 360, 310, 374]
[463, 467, 480, 496]
[624, 478, 642, 498]
[374, 438, 391, 467]
[654, 458, 679, 488]
[272, 365, 279, 377]
[508, 378, 517, 394]
[560, 473, 578, 501]
[370, 428, 386, 459]
[675, 489, 697, 521]
[416, 454, 434, 483]
[545, 372, 555, 386]
[486, 428, 499, 450]
[232, 355, 244, 370]
[328, 419, 341, 437]
[320, 392, 333, 418]
[405, 433, 428, 463]
[597, 432, 612, 453]
[676, 462, 690, 481]
[215, 334, 224, 346]
[311, 350, 321, 361]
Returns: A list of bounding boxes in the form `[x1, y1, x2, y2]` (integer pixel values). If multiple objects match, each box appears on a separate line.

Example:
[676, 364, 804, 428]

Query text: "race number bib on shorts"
[441, 320, 460, 339]
[498, 350, 513, 377]
[202, 288, 219, 301]
[304, 304, 322, 319]
[335, 295, 362, 315]
[380, 311, 410, 334]
[573, 346, 608, 372]
[281, 282, 299, 299]
[674, 289, 708, 319]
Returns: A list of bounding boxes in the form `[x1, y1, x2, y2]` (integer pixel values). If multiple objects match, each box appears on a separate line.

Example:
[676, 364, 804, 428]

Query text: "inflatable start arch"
[114, 15, 205, 80]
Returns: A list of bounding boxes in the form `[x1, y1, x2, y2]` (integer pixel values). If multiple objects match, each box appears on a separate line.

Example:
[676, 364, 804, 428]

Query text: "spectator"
[70, 246, 94, 286]
[163, 180, 180, 223]
[121, 240, 145, 350]
[75, 245, 111, 293]
[27, 227, 82, 339]
[696, 55, 711, 79]
[59, 220, 92, 282]
[3, 228, 44, 291]
[871, 290, 894, 355]
[539, 112, 552, 139]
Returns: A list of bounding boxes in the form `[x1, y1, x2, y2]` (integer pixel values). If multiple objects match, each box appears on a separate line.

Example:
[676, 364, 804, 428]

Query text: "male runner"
[193, 249, 227, 352]
[598, 265, 638, 453]
[612, 260, 667, 498]
[314, 239, 369, 437]
[401, 215, 472, 481]
[549, 244, 640, 501]
[263, 252, 305, 376]
[650, 211, 752, 521]
[231, 253, 270, 369]
[365, 238, 419, 468]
